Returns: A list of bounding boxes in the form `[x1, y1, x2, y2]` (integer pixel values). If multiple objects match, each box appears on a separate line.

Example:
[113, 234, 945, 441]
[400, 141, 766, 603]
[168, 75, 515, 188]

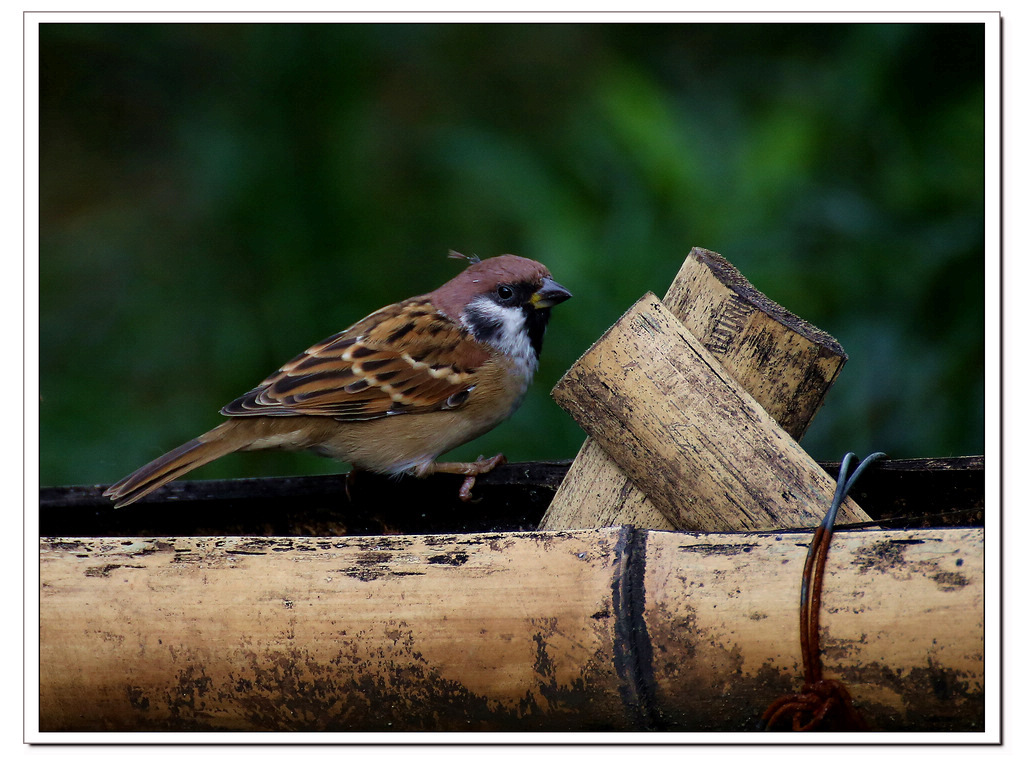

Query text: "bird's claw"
[457, 454, 506, 501]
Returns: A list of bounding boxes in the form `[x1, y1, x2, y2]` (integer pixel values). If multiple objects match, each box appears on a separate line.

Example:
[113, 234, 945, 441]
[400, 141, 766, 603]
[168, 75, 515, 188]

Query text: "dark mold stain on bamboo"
[851, 537, 972, 591]
[850, 538, 926, 574]
[336, 549, 403, 582]
[832, 658, 983, 731]
[129, 622, 619, 732]
[84, 563, 145, 578]
[678, 542, 758, 557]
[930, 570, 970, 591]
[426, 551, 470, 567]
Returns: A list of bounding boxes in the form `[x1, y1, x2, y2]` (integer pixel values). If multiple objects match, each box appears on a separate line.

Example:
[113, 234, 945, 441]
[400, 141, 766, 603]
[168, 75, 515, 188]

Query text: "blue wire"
[823, 451, 887, 532]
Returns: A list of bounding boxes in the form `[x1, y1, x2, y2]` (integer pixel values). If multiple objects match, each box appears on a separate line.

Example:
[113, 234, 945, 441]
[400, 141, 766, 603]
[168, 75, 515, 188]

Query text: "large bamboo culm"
[39, 527, 983, 732]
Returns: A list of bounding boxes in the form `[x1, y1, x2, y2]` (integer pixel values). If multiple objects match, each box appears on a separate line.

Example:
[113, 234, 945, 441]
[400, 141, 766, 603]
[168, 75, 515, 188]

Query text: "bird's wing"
[220, 298, 491, 420]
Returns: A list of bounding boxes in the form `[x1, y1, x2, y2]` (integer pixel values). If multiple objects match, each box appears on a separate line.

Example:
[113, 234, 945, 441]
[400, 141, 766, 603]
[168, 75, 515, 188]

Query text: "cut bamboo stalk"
[641, 528, 984, 730]
[541, 247, 849, 531]
[547, 293, 870, 531]
[38, 527, 983, 732]
[663, 247, 848, 441]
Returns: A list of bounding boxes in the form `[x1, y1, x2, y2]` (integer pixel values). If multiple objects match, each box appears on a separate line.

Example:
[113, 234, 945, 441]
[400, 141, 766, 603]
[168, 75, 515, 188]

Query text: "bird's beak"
[531, 277, 572, 309]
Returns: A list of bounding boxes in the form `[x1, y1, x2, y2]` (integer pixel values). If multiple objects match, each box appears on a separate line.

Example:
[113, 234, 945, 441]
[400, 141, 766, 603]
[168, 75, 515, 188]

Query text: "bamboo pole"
[39, 527, 983, 732]
[641, 528, 984, 730]
[540, 247, 849, 531]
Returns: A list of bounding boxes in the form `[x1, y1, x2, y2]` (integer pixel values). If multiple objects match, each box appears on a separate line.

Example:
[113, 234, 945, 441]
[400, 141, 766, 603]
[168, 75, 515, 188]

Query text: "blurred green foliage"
[38, 22, 986, 487]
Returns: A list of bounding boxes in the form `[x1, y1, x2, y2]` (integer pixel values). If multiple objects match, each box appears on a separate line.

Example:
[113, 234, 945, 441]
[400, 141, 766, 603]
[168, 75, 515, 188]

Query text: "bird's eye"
[496, 284, 515, 301]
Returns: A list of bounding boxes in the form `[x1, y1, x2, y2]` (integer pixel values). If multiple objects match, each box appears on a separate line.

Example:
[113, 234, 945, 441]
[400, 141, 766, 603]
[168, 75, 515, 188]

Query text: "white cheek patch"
[461, 298, 539, 381]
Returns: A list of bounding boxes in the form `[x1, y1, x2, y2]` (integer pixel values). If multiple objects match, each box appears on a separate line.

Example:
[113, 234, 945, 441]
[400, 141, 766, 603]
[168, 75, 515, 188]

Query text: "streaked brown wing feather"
[220, 298, 491, 420]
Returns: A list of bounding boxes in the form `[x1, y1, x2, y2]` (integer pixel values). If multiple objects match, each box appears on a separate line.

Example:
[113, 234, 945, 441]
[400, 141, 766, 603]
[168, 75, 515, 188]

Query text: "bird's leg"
[423, 454, 507, 501]
[344, 466, 363, 503]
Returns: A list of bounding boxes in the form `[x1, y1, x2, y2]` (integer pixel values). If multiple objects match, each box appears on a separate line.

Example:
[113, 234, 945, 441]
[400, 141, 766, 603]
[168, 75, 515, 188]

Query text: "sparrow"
[104, 253, 571, 508]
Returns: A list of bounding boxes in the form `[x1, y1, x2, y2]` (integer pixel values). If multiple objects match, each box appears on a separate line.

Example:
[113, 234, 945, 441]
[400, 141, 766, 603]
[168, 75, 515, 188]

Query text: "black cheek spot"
[464, 305, 503, 344]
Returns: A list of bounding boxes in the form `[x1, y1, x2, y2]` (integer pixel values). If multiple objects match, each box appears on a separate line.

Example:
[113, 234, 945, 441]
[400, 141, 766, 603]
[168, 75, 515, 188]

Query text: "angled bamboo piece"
[547, 293, 869, 531]
[540, 247, 857, 531]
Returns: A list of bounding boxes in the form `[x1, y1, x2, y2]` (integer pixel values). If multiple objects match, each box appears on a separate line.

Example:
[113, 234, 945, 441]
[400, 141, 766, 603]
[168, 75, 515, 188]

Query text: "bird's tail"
[103, 422, 249, 508]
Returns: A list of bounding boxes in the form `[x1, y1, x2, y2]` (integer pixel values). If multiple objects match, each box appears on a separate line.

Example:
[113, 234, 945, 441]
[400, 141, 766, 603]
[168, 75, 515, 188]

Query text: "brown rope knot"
[761, 678, 867, 732]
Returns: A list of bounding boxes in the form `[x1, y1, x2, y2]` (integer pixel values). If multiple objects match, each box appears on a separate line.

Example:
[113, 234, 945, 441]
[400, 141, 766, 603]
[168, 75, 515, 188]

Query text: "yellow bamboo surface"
[542, 247, 850, 532]
[39, 527, 983, 732]
[548, 294, 870, 531]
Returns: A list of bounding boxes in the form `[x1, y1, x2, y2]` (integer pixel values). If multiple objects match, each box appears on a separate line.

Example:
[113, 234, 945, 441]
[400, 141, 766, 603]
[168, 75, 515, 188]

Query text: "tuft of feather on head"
[448, 250, 482, 265]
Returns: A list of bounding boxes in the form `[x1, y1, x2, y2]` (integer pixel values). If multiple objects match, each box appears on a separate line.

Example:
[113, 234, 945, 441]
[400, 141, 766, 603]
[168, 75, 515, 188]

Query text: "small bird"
[104, 253, 571, 508]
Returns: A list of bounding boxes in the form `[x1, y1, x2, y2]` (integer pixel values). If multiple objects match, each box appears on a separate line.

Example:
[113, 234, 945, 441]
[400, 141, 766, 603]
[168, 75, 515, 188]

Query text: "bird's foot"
[428, 454, 507, 501]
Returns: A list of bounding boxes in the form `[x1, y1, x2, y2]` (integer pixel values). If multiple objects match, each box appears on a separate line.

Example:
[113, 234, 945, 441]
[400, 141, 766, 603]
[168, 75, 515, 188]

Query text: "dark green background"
[39, 23, 986, 487]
